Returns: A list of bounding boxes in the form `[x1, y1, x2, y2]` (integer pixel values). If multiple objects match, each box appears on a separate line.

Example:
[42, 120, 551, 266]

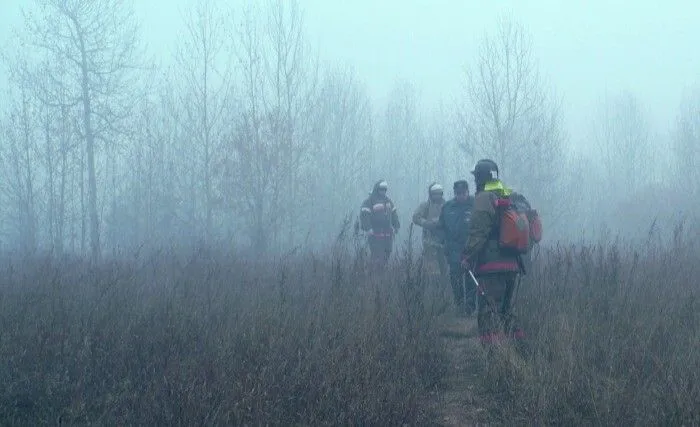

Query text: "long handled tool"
[468, 269, 486, 297]
[467, 269, 501, 315]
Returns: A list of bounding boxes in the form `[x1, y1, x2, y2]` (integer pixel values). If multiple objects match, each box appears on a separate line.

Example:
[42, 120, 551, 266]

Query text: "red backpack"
[493, 193, 542, 253]
[528, 208, 543, 243]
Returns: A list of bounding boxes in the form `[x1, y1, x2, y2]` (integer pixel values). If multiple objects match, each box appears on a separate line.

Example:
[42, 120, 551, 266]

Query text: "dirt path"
[424, 314, 493, 426]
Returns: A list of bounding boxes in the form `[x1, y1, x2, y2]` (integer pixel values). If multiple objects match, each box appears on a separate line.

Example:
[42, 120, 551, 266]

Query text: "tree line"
[1, 0, 698, 262]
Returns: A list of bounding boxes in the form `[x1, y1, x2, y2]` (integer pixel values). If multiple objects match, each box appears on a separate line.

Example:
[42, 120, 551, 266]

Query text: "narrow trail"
[424, 314, 493, 426]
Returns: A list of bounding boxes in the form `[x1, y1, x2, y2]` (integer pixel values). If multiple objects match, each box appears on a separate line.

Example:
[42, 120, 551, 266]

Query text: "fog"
[0, 0, 698, 259]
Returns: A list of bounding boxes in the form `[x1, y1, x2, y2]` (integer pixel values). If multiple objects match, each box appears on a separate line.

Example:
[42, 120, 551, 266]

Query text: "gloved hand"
[424, 219, 438, 230]
[460, 253, 471, 270]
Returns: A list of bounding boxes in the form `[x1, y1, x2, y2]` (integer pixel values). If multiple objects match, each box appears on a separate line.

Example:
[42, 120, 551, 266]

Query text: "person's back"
[463, 159, 534, 344]
[466, 180, 521, 275]
[440, 194, 474, 252]
[439, 180, 476, 316]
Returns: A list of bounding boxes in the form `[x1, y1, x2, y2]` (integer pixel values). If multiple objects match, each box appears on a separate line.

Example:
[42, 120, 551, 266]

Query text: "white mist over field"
[0, 0, 698, 256]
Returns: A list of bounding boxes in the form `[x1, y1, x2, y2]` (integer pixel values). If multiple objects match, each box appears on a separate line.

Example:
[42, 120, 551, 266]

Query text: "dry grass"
[478, 222, 700, 425]
[0, 237, 447, 425]
[1, 222, 699, 425]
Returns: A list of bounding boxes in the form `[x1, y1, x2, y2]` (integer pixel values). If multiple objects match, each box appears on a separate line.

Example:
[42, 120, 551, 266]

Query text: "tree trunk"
[20, 90, 37, 254]
[44, 108, 56, 251]
[204, 60, 213, 246]
[78, 32, 101, 263]
[80, 133, 86, 256]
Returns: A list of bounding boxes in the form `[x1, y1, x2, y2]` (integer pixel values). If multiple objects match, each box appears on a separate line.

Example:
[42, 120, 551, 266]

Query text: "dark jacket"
[438, 195, 474, 253]
[463, 180, 525, 275]
[360, 181, 400, 238]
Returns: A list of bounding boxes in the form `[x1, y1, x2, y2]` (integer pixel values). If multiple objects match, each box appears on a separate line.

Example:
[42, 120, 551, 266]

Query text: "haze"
[4, 1, 698, 127]
[0, 0, 699, 257]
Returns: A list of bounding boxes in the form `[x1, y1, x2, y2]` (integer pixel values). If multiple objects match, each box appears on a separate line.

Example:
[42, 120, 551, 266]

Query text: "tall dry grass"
[478, 222, 700, 425]
[0, 232, 447, 425]
[3, 221, 699, 425]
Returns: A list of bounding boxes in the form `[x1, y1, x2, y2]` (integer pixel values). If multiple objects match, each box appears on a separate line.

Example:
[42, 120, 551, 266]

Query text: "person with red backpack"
[461, 159, 542, 344]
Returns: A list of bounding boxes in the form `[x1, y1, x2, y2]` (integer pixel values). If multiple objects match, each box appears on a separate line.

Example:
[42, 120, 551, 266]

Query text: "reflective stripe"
[361, 207, 371, 212]
[479, 332, 507, 344]
[477, 260, 519, 273]
[484, 180, 512, 197]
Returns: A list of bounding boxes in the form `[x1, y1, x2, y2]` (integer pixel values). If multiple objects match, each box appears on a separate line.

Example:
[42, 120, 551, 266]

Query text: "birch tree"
[23, 0, 142, 262]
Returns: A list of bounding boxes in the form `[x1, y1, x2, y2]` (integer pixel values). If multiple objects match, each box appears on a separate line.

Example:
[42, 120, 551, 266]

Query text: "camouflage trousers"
[421, 243, 447, 277]
[474, 272, 521, 342]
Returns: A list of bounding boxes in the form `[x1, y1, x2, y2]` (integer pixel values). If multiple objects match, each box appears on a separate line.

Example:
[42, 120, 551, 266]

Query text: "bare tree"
[124, 86, 184, 249]
[591, 90, 653, 194]
[23, 0, 141, 262]
[459, 16, 564, 218]
[424, 102, 463, 186]
[309, 64, 373, 238]
[673, 89, 700, 193]
[0, 88, 39, 253]
[228, 0, 318, 254]
[380, 81, 426, 215]
[172, 0, 233, 245]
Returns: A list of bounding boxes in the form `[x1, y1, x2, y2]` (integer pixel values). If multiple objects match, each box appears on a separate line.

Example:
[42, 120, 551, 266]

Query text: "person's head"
[428, 182, 444, 202]
[453, 179, 469, 201]
[374, 180, 388, 196]
[471, 159, 499, 191]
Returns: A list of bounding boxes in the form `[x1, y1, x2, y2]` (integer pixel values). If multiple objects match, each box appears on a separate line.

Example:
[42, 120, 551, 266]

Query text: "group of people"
[356, 159, 541, 344]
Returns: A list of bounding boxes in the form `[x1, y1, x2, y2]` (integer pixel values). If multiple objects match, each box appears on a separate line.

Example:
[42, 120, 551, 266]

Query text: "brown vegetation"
[1, 224, 699, 425]
[0, 237, 445, 425]
[478, 223, 700, 425]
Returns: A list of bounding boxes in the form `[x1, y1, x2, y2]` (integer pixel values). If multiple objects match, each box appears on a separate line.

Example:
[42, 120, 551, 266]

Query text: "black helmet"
[471, 159, 499, 182]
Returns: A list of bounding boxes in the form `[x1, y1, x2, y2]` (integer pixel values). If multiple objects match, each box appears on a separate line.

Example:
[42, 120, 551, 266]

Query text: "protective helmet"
[471, 159, 499, 182]
[373, 180, 388, 194]
[428, 182, 444, 195]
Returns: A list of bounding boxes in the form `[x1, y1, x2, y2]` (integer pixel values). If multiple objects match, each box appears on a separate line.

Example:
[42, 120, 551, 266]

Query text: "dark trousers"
[368, 236, 392, 270]
[446, 250, 475, 312]
[474, 272, 518, 338]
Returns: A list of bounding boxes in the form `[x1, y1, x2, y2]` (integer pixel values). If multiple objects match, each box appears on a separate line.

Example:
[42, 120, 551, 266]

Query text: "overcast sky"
[1, 0, 699, 147]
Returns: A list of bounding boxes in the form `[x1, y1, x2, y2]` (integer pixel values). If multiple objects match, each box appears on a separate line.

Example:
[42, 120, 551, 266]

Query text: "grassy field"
[0, 236, 447, 425]
[481, 223, 700, 425]
[1, 224, 699, 425]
